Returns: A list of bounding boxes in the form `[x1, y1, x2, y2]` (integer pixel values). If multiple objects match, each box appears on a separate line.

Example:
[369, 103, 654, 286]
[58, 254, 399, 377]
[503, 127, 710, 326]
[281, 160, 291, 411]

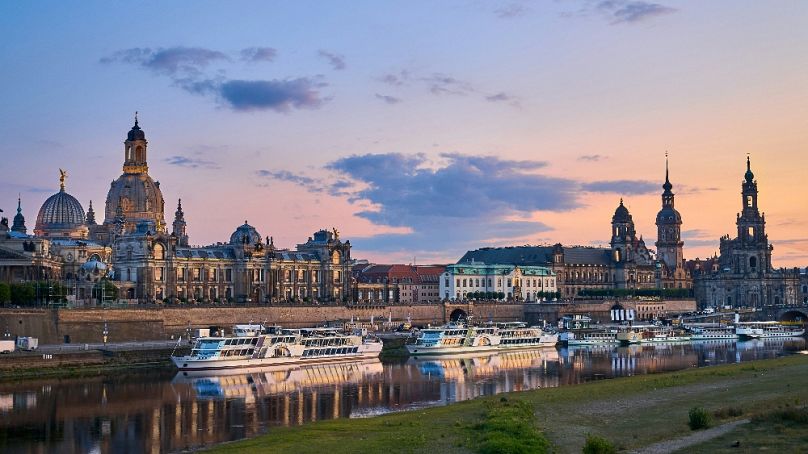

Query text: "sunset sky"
[1, 1, 807, 266]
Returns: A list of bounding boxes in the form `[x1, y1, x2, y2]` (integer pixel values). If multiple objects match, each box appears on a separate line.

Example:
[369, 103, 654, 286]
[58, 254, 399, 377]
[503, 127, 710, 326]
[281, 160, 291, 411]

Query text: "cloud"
[581, 179, 658, 194]
[100, 47, 228, 76]
[596, 1, 677, 24]
[378, 71, 410, 86]
[164, 155, 220, 169]
[375, 93, 402, 104]
[261, 153, 662, 255]
[421, 73, 474, 95]
[318, 50, 346, 70]
[494, 3, 529, 19]
[214, 78, 327, 111]
[485, 92, 521, 107]
[256, 169, 318, 186]
[240, 47, 277, 63]
[578, 154, 606, 162]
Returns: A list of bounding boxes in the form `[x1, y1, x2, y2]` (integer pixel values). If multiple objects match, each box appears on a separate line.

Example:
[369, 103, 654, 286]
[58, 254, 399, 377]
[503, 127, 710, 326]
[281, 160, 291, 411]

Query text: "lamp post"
[102, 321, 109, 345]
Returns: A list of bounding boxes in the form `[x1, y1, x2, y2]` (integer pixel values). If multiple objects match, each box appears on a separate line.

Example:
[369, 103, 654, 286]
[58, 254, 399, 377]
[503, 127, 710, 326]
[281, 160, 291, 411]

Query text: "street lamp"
[102, 321, 109, 345]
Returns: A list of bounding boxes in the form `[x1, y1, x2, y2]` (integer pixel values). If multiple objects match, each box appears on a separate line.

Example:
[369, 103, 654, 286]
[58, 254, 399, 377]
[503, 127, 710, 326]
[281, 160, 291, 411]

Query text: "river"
[0, 338, 805, 453]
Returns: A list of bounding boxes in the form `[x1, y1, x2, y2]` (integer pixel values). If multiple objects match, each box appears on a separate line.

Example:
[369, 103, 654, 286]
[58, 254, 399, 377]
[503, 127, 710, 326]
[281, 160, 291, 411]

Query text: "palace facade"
[0, 118, 354, 304]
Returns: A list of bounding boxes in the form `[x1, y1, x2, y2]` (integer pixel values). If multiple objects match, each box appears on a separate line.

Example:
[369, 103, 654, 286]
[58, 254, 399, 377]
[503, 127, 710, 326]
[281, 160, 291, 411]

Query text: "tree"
[11, 283, 35, 305]
[0, 283, 10, 304]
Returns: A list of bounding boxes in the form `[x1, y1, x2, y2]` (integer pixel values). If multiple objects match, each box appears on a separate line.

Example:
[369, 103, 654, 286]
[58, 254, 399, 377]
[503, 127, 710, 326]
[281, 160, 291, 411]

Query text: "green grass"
[674, 406, 808, 453]
[206, 354, 808, 454]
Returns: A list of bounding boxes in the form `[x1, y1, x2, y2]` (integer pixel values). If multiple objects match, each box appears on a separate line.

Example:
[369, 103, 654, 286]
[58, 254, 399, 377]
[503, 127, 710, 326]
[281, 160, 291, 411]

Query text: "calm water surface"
[1, 338, 804, 453]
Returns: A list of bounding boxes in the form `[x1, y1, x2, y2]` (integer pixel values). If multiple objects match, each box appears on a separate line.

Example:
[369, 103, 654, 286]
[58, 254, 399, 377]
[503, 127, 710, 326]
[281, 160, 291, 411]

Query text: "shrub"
[582, 435, 617, 454]
[688, 406, 712, 430]
[713, 406, 744, 419]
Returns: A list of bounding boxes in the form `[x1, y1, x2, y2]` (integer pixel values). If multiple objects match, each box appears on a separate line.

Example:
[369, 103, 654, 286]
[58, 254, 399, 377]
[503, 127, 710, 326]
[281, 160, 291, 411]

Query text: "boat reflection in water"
[1, 338, 805, 453]
[410, 349, 561, 402]
[174, 359, 385, 402]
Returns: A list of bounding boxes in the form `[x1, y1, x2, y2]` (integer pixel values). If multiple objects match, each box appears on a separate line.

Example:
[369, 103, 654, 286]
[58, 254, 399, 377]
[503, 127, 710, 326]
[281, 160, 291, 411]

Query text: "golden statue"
[59, 169, 67, 191]
[332, 227, 340, 240]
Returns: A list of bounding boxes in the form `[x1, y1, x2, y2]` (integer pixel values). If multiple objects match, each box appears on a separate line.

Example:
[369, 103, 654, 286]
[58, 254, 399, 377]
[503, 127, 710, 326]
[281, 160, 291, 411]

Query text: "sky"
[1, 1, 807, 267]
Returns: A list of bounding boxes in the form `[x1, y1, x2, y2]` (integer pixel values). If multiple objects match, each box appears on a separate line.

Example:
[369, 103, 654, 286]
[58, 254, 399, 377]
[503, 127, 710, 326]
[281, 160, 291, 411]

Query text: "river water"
[1, 338, 805, 453]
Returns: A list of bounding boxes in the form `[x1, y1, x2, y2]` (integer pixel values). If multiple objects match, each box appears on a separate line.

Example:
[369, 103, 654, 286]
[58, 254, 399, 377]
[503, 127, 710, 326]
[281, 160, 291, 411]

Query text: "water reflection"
[0, 337, 804, 453]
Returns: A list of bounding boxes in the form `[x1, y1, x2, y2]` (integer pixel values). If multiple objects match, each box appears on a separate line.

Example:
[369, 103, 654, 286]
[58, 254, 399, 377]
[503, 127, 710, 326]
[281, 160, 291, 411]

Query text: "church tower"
[655, 155, 683, 271]
[734, 156, 771, 273]
[172, 199, 189, 246]
[124, 112, 148, 174]
[11, 196, 26, 234]
[610, 199, 636, 264]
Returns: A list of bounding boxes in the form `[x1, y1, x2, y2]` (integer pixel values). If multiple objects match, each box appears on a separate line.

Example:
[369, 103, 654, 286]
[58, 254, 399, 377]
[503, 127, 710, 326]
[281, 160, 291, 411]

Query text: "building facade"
[458, 199, 657, 298]
[351, 264, 444, 304]
[439, 263, 556, 301]
[2, 118, 354, 304]
[693, 157, 801, 308]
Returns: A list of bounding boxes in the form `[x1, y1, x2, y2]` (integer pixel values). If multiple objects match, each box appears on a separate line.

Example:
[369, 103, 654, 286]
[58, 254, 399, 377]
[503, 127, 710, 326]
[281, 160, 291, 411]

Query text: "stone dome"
[612, 199, 632, 223]
[127, 119, 146, 141]
[230, 221, 262, 245]
[35, 187, 88, 238]
[656, 206, 682, 224]
[104, 172, 166, 232]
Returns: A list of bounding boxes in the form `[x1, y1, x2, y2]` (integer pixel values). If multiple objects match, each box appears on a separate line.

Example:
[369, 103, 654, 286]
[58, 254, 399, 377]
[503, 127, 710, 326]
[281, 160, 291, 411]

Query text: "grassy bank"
[208, 354, 808, 454]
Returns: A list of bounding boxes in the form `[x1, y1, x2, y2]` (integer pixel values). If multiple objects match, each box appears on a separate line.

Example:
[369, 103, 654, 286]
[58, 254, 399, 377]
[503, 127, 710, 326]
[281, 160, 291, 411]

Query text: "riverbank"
[207, 353, 808, 453]
[0, 346, 188, 381]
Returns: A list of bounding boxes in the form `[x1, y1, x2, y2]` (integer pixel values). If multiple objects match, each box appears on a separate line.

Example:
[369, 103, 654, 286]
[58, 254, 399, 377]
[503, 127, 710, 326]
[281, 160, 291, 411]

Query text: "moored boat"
[172, 326, 382, 371]
[688, 324, 738, 341]
[406, 322, 557, 356]
[735, 322, 805, 339]
[617, 325, 691, 344]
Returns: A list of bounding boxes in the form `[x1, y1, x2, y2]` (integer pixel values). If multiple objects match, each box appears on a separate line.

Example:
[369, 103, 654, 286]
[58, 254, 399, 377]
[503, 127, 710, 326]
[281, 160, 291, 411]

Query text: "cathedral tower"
[11, 196, 27, 234]
[655, 155, 683, 271]
[103, 114, 166, 234]
[733, 156, 771, 273]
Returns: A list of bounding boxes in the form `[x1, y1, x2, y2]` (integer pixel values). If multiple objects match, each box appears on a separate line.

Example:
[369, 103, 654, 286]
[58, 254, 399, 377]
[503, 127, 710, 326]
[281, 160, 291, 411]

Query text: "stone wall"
[0, 303, 527, 344]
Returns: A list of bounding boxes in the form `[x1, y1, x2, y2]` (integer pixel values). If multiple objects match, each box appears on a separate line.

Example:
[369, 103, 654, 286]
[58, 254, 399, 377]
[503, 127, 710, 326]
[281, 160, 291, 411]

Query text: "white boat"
[172, 326, 383, 371]
[688, 325, 738, 341]
[406, 322, 557, 356]
[562, 330, 619, 346]
[735, 322, 805, 339]
[616, 325, 691, 344]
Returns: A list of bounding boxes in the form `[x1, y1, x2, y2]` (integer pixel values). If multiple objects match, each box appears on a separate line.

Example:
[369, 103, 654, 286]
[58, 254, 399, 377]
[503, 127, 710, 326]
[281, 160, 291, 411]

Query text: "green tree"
[0, 283, 10, 303]
[11, 283, 35, 305]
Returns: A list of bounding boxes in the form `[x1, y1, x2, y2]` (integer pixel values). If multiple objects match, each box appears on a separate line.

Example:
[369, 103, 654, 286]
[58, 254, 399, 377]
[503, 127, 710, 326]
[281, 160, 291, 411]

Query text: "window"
[749, 256, 757, 269]
[193, 268, 201, 281]
[155, 267, 164, 282]
[748, 227, 754, 238]
[177, 268, 185, 282]
[209, 268, 217, 282]
[153, 243, 165, 260]
[225, 269, 232, 282]
[746, 195, 753, 207]
[456, 279, 460, 287]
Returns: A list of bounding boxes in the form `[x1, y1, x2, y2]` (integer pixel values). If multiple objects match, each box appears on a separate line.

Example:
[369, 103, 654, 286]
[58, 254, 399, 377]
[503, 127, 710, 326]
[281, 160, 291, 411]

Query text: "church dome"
[127, 118, 146, 141]
[230, 221, 262, 245]
[612, 199, 632, 223]
[656, 206, 682, 224]
[104, 173, 166, 232]
[35, 174, 88, 238]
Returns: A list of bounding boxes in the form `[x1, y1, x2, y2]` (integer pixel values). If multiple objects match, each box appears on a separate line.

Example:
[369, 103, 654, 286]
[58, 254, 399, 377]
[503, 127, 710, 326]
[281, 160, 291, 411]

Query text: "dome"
[127, 117, 146, 141]
[104, 172, 166, 232]
[656, 206, 682, 224]
[230, 221, 262, 245]
[612, 199, 632, 223]
[35, 185, 87, 238]
[81, 258, 108, 272]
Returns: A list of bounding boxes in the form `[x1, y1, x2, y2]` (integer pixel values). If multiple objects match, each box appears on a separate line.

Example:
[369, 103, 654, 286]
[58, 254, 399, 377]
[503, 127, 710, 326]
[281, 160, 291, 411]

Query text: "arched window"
[153, 243, 165, 260]
[135, 146, 144, 162]
[749, 256, 757, 269]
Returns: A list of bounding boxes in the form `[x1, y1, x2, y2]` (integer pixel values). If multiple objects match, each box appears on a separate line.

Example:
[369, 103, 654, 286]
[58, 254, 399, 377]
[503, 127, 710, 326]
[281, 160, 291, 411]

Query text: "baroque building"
[1, 117, 354, 305]
[693, 157, 801, 308]
[439, 263, 557, 301]
[459, 199, 657, 298]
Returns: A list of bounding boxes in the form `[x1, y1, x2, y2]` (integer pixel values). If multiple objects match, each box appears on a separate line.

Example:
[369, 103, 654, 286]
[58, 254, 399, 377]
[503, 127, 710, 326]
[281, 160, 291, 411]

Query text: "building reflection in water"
[0, 338, 804, 453]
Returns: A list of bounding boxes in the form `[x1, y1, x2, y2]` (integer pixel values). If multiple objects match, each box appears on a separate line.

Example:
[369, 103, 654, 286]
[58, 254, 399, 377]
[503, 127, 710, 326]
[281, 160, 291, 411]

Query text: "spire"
[662, 152, 673, 193]
[86, 200, 96, 225]
[11, 195, 26, 234]
[744, 154, 754, 183]
[173, 198, 188, 246]
[134, 111, 139, 128]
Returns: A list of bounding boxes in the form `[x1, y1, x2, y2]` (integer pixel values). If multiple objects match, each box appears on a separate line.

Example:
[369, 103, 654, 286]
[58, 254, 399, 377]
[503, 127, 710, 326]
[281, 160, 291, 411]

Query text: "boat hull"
[172, 344, 382, 371]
